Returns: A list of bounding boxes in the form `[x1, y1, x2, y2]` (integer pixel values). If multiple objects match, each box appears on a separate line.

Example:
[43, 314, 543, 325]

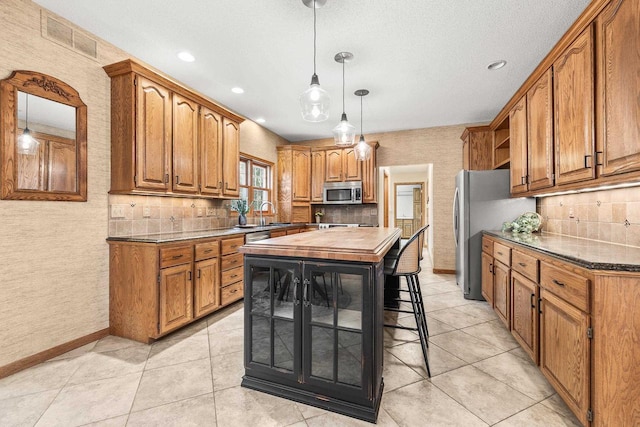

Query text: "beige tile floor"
[0, 261, 583, 427]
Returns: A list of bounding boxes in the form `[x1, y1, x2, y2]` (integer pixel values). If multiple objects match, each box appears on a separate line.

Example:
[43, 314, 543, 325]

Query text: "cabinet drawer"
[286, 228, 301, 235]
[493, 243, 511, 267]
[160, 245, 193, 268]
[512, 250, 538, 282]
[221, 281, 243, 305]
[221, 237, 244, 255]
[540, 262, 589, 312]
[270, 230, 286, 238]
[195, 241, 219, 261]
[221, 266, 243, 286]
[221, 252, 243, 270]
[482, 236, 493, 256]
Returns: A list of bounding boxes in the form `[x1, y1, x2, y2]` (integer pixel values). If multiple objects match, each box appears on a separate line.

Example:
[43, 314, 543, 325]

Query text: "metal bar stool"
[384, 224, 430, 377]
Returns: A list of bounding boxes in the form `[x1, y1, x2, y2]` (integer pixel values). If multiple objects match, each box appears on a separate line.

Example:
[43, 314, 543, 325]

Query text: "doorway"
[394, 182, 424, 239]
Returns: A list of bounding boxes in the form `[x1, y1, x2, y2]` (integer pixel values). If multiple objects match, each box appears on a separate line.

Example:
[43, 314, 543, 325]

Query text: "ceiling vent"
[41, 11, 98, 60]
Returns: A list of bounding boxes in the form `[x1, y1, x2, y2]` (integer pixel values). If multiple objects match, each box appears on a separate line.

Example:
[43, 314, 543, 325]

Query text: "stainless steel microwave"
[323, 181, 362, 204]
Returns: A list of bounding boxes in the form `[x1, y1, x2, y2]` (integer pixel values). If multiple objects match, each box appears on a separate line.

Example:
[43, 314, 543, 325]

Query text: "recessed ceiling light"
[256, 118, 266, 124]
[487, 60, 507, 70]
[231, 87, 244, 94]
[177, 51, 195, 62]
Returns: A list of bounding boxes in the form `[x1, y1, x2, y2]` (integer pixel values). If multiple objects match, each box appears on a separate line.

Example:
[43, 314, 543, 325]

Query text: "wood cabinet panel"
[596, 0, 640, 177]
[540, 289, 590, 426]
[325, 149, 342, 182]
[292, 148, 311, 201]
[311, 150, 325, 202]
[17, 135, 46, 190]
[270, 229, 287, 238]
[481, 252, 494, 306]
[221, 252, 243, 270]
[199, 107, 223, 195]
[493, 243, 511, 267]
[493, 260, 510, 328]
[461, 127, 492, 170]
[172, 94, 199, 194]
[135, 76, 171, 191]
[221, 266, 243, 287]
[195, 240, 219, 261]
[159, 245, 193, 268]
[221, 281, 243, 305]
[509, 97, 528, 194]
[362, 144, 377, 202]
[527, 69, 555, 191]
[482, 236, 493, 256]
[511, 249, 538, 283]
[540, 262, 589, 312]
[592, 274, 640, 427]
[222, 118, 240, 197]
[221, 237, 244, 255]
[343, 147, 362, 181]
[511, 271, 539, 364]
[194, 257, 220, 318]
[554, 26, 596, 185]
[159, 263, 193, 334]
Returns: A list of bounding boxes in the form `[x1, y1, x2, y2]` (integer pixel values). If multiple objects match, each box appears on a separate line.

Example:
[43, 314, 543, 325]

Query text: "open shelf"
[493, 116, 510, 169]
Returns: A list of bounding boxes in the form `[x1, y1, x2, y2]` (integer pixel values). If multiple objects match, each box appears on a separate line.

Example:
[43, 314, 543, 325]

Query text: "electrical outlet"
[111, 205, 125, 218]
[206, 207, 215, 217]
[142, 206, 151, 218]
[568, 207, 574, 218]
[197, 208, 204, 217]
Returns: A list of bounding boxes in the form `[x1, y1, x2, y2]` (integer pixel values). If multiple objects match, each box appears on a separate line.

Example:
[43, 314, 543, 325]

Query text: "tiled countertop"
[485, 230, 640, 272]
[107, 223, 314, 243]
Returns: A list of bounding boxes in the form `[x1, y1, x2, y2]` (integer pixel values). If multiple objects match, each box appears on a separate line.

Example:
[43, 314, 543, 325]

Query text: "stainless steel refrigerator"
[454, 170, 535, 300]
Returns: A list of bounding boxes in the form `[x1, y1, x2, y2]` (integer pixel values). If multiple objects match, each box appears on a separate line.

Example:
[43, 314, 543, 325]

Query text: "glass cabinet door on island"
[243, 256, 383, 421]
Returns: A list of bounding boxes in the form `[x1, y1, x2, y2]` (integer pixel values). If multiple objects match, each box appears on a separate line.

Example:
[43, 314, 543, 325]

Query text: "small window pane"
[253, 165, 267, 188]
[239, 161, 248, 186]
[240, 187, 249, 201]
[254, 190, 270, 209]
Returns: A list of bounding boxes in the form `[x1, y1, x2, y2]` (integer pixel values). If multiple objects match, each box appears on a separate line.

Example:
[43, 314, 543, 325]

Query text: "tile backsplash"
[108, 195, 275, 237]
[312, 205, 378, 226]
[537, 186, 640, 247]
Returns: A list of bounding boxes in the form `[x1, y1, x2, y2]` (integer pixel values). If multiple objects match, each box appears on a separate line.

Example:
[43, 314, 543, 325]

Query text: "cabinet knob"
[518, 262, 526, 267]
[584, 155, 592, 169]
[164, 174, 169, 184]
[175, 175, 180, 185]
[552, 279, 565, 287]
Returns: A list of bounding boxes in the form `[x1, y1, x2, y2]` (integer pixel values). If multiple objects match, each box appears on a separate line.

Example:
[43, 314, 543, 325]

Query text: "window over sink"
[239, 154, 273, 213]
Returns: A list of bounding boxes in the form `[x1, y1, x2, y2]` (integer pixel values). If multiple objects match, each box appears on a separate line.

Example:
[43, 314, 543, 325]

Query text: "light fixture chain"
[313, 0, 316, 75]
[360, 94, 363, 135]
[25, 93, 29, 125]
[342, 58, 345, 113]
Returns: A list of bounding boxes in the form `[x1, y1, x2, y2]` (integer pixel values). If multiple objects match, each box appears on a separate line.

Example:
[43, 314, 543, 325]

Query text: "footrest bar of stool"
[384, 324, 418, 331]
[384, 308, 415, 314]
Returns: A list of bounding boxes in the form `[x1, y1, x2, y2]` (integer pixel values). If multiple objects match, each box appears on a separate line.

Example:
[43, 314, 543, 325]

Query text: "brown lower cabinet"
[109, 234, 243, 344]
[481, 233, 640, 426]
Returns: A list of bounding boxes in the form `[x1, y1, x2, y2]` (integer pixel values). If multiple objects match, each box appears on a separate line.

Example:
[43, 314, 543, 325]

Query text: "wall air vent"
[41, 12, 98, 60]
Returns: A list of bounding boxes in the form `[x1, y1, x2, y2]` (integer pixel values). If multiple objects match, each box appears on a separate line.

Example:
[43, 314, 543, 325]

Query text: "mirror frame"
[1, 70, 87, 201]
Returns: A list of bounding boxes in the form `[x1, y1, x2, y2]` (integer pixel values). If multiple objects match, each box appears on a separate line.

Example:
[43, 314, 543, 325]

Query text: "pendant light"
[17, 93, 39, 156]
[332, 52, 356, 146]
[354, 89, 372, 161]
[299, 0, 330, 122]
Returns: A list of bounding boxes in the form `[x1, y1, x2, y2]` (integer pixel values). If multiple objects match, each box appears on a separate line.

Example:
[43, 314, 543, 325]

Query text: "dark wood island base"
[239, 227, 401, 423]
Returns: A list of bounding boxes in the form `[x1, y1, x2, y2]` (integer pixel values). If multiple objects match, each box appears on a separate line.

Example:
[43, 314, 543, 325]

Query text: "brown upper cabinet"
[361, 142, 378, 203]
[554, 26, 596, 186]
[493, 0, 640, 196]
[325, 147, 361, 182]
[311, 149, 325, 203]
[277, 146, 312, 223]
[509, 97, 528, 194]
[526, 69, 554, 191]
[104, 59, 244, 198]
[460, 126, 492, 170]
[596, 0, 640, 177]
[292, 147, 311, 202]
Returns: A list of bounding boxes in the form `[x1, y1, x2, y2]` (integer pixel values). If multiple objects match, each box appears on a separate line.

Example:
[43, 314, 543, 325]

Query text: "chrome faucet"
[259, 201, 276, 226]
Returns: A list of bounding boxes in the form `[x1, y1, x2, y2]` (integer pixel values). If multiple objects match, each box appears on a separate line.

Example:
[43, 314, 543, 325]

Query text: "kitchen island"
[239, 227, 401, 423]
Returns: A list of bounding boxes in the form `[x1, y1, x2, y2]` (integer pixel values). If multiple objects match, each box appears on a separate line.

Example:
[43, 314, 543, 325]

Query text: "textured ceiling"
[34, 0, 590, 142]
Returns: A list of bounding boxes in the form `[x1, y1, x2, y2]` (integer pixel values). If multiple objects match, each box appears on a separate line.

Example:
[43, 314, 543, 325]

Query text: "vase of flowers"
[230, 199, 250, 226]
[315, 211, 323, 224]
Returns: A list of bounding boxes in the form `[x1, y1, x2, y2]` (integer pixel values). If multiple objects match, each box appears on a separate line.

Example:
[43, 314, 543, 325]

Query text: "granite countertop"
[485, 230, 640, 272]
[107, 223, 315, 243]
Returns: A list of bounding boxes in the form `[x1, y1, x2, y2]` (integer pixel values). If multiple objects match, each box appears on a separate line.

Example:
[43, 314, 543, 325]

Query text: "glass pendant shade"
[332, 113, 356, 146]
[354, 135, 371, 161]
[300, 75, 330, 122]
[17, 128, 39, 155]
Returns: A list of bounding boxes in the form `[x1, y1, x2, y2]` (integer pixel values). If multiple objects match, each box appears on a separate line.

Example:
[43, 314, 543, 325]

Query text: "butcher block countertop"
[239, 227, 402, 263]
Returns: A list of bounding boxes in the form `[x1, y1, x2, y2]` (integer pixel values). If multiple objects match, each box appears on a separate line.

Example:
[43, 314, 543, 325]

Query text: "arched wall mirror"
[1, 70, 87, 201]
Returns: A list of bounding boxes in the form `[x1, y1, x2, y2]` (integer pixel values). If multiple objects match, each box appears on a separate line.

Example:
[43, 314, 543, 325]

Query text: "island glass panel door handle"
[293, 277, 300, 306]
[303, 279, 311, 307]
